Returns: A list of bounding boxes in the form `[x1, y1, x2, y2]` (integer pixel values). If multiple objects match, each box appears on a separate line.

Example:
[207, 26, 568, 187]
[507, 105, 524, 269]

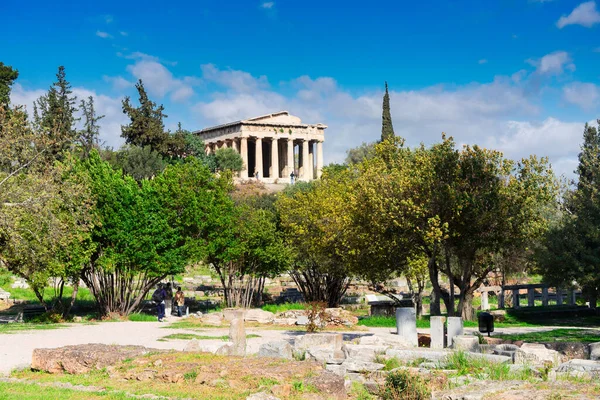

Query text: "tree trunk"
[428, 256, 441, 316]
[457, 289, 475, 321]
[63, 279, 79, 319]
[445, 247, 455, 316]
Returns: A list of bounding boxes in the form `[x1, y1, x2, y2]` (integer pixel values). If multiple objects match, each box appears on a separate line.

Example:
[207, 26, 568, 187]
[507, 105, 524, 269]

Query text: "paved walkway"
[1, 320, 597, 376]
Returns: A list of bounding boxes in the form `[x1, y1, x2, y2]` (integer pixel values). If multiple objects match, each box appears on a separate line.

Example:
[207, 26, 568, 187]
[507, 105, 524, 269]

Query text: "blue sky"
[2, 0, 600, 177]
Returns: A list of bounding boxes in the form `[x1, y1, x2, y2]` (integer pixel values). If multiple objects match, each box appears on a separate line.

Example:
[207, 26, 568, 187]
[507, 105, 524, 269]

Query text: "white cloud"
[557, 1, 600, 28]
[478, 59, 488, 64]
[96, 30, 112, 39]
[120, 31, 128, 36]
[125, 58, 196, 102]
[104, 15, 114, 24]
[563, 82, 600, 109]
[201, 64, 269, 92]
[9, 83, 46, 114]
[527, 51, 575, 75]
[103, 75, 133, 91]
[594, 47, 600, 52]
[261, 2, 274, 9]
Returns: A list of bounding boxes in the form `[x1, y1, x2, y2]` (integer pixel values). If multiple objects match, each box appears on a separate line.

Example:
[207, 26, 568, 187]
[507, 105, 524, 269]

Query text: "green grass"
[357, 315, 479, 328]
[495, 328, 600, 344]
[0, 381, 132, 399]
[0, 322, 66, 334]
[161, 333, 261, 341]
[128, 313, 157, 322]
[261, 302, 306, 314]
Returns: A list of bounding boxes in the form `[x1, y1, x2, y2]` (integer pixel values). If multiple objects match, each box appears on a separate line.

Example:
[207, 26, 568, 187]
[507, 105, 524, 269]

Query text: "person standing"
[165, 283, 173, 316]
[175, 286, 185, 317]
[152, 283, 167, 322]
[290, 171, 295, 185]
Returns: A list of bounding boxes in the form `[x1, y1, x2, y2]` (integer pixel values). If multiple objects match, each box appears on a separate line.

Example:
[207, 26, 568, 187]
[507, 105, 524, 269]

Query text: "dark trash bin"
[478, 312, 494, 337]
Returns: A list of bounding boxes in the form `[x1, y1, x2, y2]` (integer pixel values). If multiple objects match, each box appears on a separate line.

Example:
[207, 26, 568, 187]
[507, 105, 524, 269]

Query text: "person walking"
[175, 286, 185, 317]
[165, 283, 173, 316]
[152, 283, 167, 322]
[290, 171, 295, 185]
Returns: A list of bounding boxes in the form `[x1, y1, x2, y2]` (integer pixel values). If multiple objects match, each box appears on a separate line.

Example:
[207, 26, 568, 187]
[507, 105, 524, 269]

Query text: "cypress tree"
[381, 82, 395, 141]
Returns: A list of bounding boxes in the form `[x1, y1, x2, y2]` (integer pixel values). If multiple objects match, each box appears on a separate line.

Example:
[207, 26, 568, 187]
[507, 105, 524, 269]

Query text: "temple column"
[301, 139, 309, 180]
[240, 137, 248, 179]
[271, 138, 279, 179]
[232, 139, 239, 153]
[287, 138, 294, 178]
[308, 141, 314, 180]
[205, 144, 211, 155]
[316, 140, 324, 179]
[255, 137, 263, 179]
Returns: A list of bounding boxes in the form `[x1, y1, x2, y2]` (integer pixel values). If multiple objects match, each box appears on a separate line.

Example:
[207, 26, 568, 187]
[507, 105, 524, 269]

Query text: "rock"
[295, 316, 309, 326]
[306, 349, 345, 364]
[590, 342, 600, 361]
[216, 344, 233, 356]
[135, 370, 156, 381]
[244, 309, 275, 324]
[73, 316, 83, 322]
[555, 359, 600, 379]
[494, 344, 519, 361]
[273, 317, 296, 325]
[343, 344, 388, 361]
[341, 360, 385, 373]
[385, 348, 451, 362]
[258, 341, 293, 359]
[153, 359, 163, 367]
[358, 335, 385, 346]
[306, 371, 346, 399]
[159, 371, 184, 383]
[184, 340, 200, 352]
[325, 364, 346, 376]
[31, 344, 154, 374]
[452, 335, 479, 352]
[246, 392, 280, 400]
[324, 307, 359, 326]
[515, 343, 563, 365]
[294, 333, 343, 353]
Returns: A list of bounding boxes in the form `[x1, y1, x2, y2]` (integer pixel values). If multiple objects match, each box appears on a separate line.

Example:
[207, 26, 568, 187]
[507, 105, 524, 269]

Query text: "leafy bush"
[381, 369, 430, 400]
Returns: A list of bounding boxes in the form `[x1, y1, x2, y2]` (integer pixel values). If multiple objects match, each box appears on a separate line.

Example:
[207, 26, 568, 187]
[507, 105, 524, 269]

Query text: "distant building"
[194, 111, 326, 182]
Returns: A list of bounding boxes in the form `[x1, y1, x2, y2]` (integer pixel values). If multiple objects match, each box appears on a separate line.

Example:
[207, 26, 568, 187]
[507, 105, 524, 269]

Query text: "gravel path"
[1, 320, 596, 376]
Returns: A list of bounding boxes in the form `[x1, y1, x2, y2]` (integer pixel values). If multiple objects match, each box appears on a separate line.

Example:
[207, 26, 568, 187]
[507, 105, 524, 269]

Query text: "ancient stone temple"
[195, 111, 326, 182]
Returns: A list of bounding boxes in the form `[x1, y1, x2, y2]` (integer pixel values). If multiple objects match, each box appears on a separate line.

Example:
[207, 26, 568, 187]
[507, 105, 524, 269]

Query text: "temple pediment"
[245, 111, 302, 125]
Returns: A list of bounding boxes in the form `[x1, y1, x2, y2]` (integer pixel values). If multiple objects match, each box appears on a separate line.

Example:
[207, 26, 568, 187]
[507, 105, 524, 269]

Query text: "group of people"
[151, 282, 186, 322]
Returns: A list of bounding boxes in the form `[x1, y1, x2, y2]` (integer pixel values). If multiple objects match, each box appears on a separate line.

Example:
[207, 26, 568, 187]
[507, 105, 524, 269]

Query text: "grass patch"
[495, 328, 600, 344]
[261, 302, 306, 314]
[0, 322, 65, 334]
[0, 380, 131, 399]
[128, 313, 157, 322]
[161, 333, 261, 341]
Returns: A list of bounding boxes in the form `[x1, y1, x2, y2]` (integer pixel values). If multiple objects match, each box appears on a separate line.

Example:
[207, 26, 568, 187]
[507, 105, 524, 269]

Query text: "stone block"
[244, 309, 275, 324]
[229, 316, 246, 356]
[341, 360, 385, 373]
[201, 313, 223, 326]
[358, 335, 385, 346]
[430, 316, 445, 349]
[306, 372, 346, 400]
[515, 343, 562, 365]
[258, 341, 293, 359]
[386, 348, 451, 362]
[590, 342, 600, 361]
[295, 316, 309, 326]
[447, 317, 463, 347]
[343, 344, 388, 361]
[294, 333, 342, 353]
[325, 363, 346, 376]
[554, 359, 600, 379]
[395, 307, 418, 347]
[452, 335, 479, 352]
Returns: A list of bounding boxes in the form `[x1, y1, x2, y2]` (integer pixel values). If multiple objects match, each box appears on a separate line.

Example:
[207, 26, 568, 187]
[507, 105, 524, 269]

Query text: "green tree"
[0, 62, 19, 108]
[110, 145, 166, 181]
[33, 66, 78, 158]
[538, 120, 600, 308]
[121, 80, 169, 154]
[345, 142, 376, 165]
[78, 96, 104, 158]
[215, 147, 244, 172]
[381, 82, 395, 141]
[277, 170, 354, 307]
